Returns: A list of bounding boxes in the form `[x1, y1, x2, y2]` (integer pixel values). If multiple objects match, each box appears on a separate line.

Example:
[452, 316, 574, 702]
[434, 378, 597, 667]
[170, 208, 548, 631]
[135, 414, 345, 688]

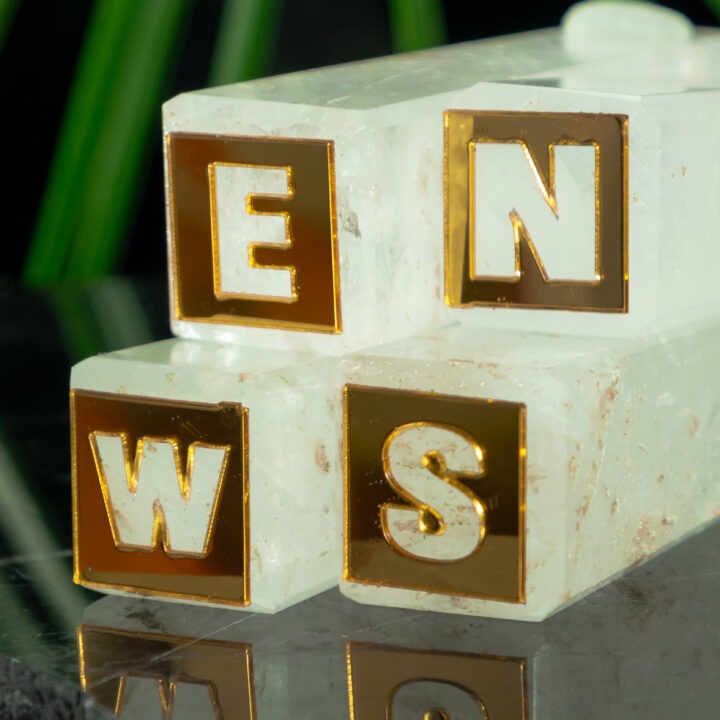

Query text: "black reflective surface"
[0, 277, 719, 718]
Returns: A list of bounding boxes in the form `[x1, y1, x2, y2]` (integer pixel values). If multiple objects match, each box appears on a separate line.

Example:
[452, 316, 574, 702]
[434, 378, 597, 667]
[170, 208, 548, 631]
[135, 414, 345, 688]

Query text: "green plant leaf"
[0, 0, 19, 52]
[24, 0, 192, 286]
[705, 0, 720, 20]
[208, 0, 284, 86]
[48, 278, 153, 362]
[388, 0, 446, 53]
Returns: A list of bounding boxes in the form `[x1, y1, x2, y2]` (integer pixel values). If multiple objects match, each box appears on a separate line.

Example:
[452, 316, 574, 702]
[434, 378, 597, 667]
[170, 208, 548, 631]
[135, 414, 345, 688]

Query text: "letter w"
[90, 432, 230, 557]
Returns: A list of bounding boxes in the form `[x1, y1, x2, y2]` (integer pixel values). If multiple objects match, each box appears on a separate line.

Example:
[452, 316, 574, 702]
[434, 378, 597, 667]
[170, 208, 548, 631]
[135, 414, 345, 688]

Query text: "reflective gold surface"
[168, 133, 341, 333]
[71, 390, 250, 605]
[89, 431, 231, 558]
[347, 643, 527, 719]
[445, 111, 628, 312]
[78, 625, 255, 718]
[344, 385, 526, 603]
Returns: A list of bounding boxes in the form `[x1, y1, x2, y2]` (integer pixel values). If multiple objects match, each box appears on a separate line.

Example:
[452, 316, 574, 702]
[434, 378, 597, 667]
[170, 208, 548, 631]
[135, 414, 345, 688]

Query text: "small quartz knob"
[562, 0, 695, 59]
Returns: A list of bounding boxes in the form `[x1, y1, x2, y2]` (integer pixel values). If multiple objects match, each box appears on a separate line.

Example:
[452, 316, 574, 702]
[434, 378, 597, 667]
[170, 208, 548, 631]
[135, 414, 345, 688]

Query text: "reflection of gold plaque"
[344, 385, 525, 603]
[167, 132, 341, 333]
[78, 625, 255, 718]
[347, 643, 527, 719]
[72, 390, 249, 605]
[445, 110, 627, 312]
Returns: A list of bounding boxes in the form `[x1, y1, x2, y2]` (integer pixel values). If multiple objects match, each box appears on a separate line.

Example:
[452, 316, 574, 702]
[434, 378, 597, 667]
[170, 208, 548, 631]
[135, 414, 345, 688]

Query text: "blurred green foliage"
[388, 0, 446, 52]
[13, 0, 720, 288]
[23, 1, 192, 286]
[209, 0, 284, 86]
[0, 0, 19, 52]
[18, 0, 447, 288]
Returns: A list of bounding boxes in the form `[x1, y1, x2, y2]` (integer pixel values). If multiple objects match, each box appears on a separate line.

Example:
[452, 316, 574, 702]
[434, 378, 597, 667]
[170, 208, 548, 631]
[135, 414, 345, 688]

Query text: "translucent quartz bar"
[164, 18, 720, 350]
[163, 29, 571, 354]
[71, 340, 341, 612]
[340, 317, 720, 620]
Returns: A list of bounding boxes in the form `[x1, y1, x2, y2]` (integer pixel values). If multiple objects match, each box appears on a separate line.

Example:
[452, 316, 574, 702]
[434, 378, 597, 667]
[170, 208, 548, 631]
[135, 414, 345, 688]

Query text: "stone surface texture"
[340, 317, 720, 619]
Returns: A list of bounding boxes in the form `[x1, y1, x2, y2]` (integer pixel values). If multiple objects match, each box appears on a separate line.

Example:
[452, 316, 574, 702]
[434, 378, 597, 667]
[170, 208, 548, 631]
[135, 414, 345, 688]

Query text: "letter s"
[380, 423, 486, 563]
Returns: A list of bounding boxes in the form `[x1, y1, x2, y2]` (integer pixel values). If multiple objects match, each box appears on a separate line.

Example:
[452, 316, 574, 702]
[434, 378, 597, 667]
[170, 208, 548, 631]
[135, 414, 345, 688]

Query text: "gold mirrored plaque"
[445, 110, 628, 312]
[344, 385, 526, 603]
[71, 390, 250, 606]
[347, 643, 527, 719]
[167, 132, 341, 333]
[78, 625, 255, 718]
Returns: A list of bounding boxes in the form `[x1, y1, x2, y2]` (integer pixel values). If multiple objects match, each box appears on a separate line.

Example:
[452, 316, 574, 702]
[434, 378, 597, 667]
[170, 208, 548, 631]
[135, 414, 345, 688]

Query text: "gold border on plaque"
[343, 385, 526, 604]
[346, 643, 528, 720]
[167, 132, 342, 333]
[71, 389, 250, 607]
[444, 110, 628, 312]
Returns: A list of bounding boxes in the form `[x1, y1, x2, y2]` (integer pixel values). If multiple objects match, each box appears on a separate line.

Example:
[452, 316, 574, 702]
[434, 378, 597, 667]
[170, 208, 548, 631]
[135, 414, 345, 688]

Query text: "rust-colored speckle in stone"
[575, 495, 591, 530]
[567, 455, 578, 476]
[314, 443, 330, 473]
[599, 376, 620, 421]
[633, 516, 654, 558]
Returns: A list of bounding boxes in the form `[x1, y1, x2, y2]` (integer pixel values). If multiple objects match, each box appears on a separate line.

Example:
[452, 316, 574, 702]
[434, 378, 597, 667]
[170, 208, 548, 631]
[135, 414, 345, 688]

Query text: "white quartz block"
[164, 29, 572, 354]
[340, 318, 720, 620]
[443, 53, 720, 337]
[165, 17, 720, 349]
[71, 339, 341, 613]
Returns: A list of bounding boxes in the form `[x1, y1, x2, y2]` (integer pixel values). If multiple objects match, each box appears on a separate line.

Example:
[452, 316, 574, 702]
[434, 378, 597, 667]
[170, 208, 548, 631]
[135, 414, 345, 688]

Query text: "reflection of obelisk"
[79, 524, 720, 719]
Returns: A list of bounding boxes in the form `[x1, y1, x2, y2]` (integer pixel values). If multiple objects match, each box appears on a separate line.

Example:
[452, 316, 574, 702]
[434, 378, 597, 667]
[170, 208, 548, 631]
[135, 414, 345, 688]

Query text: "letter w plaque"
[71, 390, 249, 606]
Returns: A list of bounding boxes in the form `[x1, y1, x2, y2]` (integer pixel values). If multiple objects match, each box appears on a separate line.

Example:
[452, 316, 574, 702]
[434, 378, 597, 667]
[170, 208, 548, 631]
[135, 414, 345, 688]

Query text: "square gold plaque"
[347, 643, 527, 719]
[71, 390, 249, 606]
[167, 132, 341, 333]
[344, 385, 526, 603]
[445, 110, 628, 312]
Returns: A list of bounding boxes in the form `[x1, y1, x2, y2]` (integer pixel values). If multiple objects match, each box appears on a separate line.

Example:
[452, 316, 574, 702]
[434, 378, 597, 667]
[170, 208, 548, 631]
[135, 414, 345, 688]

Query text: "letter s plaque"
[343, 385, 526, 603]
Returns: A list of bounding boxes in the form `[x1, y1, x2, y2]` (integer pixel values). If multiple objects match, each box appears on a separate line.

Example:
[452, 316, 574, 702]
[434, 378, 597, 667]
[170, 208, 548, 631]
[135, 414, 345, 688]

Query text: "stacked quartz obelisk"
[71, 3, 720, 620]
